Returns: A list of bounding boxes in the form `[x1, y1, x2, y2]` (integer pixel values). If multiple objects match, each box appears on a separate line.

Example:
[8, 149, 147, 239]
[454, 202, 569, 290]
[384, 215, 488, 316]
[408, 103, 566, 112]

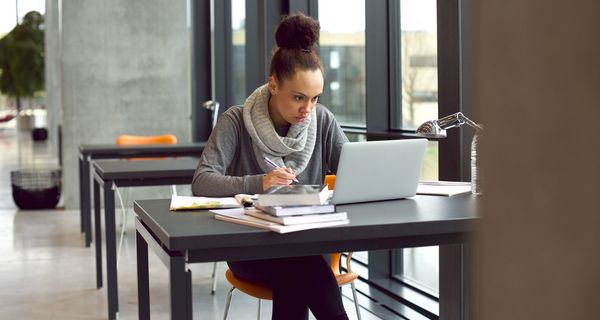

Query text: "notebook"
[331, 139, 427, 205]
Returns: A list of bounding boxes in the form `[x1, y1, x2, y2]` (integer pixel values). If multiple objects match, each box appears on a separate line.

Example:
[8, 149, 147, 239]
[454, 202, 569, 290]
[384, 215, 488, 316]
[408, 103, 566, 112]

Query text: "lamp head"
[202, 100, 219, 111]
[416, 112, 480, 138]
[416, 120, 447, 138]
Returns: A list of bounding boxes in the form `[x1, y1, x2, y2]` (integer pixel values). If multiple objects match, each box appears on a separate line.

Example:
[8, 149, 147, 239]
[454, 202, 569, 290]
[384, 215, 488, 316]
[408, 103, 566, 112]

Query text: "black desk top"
[134, 195, 478, 261]
[79, 142, 206, 157]
[93, 158, 199, 180]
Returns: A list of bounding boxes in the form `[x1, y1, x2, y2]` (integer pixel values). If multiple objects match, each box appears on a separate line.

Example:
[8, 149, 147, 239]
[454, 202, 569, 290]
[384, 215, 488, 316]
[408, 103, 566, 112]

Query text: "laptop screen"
[331, 139, 427, 205]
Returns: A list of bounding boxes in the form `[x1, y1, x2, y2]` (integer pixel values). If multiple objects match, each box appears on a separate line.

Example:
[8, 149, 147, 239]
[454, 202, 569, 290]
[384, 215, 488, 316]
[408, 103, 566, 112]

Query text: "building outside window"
[318, 0, 366, 127]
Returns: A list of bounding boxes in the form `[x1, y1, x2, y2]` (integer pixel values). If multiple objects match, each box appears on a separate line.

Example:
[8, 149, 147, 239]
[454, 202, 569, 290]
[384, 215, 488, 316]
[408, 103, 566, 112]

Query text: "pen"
[262, 156, 299, 183]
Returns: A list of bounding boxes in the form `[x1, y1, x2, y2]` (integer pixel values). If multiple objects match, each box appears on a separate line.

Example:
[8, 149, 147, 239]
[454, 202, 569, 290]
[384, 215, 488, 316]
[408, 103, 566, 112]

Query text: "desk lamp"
[202, 100, 220, 129]
[416, 112, 483, 194]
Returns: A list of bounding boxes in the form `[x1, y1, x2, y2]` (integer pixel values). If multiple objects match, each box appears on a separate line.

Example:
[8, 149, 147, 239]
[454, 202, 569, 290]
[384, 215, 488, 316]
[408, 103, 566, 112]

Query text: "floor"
[0, 119, 381, 319]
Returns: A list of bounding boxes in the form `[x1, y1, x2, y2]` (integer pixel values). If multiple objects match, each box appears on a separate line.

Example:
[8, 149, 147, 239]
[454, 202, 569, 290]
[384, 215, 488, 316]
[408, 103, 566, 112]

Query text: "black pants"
[228, 255, 349, 320]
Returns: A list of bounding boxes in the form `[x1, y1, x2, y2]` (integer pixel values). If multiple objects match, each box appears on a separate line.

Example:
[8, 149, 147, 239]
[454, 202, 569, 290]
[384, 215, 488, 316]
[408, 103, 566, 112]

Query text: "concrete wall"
[473, 1, 600, 319]
[50, 0, 191, 208]
[44, 0, 61, 151]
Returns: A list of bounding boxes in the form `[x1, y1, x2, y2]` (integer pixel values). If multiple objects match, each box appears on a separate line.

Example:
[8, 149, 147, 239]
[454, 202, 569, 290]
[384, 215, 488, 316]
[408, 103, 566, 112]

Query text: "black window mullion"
[289, 0, 318, 17]
[245, 0, 286, 93]
[191, 0, 212, 142]
[388, 0, 402, 131]
[213, 0, 233, 112]
[365, 0, 390, 139]
[437, 0, 462, 181]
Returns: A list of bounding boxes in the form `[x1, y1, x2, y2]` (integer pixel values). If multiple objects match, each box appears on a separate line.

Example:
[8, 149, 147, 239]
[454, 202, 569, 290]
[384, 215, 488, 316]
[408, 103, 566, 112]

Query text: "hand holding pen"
[262, 156, 299, 190]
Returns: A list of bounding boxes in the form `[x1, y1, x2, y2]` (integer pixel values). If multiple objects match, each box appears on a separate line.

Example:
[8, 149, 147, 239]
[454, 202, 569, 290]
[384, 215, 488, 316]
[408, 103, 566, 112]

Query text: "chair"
[116, 134, 177, 160]
[115, 133, 221, 294]
[222, 175, 362, 320]
[114, 134, 177, 265]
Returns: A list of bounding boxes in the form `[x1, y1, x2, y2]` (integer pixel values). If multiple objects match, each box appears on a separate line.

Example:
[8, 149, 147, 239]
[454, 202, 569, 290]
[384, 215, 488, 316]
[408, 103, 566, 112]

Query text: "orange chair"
[115, 134, 178, 257]
[116, 134, 177, 160]
[114, 133, 220, 294]
[222, 175, 362, 320]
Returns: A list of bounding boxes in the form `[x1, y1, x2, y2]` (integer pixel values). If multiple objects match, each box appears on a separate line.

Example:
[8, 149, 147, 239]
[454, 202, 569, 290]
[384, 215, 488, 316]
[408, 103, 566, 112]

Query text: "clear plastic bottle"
[471, 132, 482, 195]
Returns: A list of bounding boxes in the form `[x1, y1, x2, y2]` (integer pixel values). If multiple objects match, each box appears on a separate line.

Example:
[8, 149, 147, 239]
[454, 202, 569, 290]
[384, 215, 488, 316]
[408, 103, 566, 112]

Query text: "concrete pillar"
[57, 0, 191, 208]
[45, 0, 61, 155]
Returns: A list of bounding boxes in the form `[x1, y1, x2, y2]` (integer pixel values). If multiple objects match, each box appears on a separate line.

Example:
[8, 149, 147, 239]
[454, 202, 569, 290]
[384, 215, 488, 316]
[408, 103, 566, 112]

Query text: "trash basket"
[11, 169, 62, 209]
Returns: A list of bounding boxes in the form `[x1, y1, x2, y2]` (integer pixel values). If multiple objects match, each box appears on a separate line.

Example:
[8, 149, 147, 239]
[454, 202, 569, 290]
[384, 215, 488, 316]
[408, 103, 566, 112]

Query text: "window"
[395, 0, 440, 295]
[318, 0, 366, 127]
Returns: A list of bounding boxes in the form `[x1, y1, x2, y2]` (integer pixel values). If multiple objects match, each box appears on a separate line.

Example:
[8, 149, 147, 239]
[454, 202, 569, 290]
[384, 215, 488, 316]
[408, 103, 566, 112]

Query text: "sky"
[0, 0, 45, 36]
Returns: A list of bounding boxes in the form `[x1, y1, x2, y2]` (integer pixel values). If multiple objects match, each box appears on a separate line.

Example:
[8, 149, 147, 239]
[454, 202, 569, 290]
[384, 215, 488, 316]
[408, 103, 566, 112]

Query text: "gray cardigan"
[192, 104, 348, 197]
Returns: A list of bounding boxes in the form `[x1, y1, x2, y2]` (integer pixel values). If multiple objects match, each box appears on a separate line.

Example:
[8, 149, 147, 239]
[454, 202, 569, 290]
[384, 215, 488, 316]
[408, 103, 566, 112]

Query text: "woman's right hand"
[262, 168, 296, 191]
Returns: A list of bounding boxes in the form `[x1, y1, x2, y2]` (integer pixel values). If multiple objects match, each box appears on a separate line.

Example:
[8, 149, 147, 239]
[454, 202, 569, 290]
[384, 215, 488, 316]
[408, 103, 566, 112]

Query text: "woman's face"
[268, 69, 324, 127]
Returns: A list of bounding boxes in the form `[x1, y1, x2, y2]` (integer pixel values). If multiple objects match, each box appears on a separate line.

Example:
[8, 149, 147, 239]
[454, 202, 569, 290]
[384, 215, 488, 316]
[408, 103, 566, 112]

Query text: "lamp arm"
[457, 112, 483, 132]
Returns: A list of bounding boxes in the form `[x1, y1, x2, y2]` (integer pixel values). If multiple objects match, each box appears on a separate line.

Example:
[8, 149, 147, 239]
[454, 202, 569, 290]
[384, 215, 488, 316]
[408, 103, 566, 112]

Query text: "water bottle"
[471, 132, 482, 195]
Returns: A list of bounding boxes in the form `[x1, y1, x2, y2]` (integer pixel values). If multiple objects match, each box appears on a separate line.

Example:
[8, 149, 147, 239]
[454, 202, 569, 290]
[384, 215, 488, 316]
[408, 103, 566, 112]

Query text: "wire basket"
[11, 169, 62, 210]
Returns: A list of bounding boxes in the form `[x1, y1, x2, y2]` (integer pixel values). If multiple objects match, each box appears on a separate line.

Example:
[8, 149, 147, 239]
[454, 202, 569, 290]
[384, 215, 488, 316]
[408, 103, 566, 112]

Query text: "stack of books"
[213, 184, 349, 233]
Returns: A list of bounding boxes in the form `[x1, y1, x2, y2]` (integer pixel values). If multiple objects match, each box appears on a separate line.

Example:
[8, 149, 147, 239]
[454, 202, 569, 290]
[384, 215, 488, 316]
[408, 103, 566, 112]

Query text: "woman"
[192, 13, 349, 320]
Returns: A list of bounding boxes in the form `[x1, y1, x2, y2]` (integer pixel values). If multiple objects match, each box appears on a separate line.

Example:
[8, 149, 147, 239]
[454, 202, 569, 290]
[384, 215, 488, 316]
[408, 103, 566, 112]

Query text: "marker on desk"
[262, 156, 299, 183]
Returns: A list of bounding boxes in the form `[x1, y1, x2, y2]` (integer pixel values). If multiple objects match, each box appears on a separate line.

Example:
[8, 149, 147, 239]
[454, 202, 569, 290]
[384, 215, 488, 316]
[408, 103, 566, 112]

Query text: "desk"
[78, 142, 206, 247]
[134, 195, 477, 320]
[92, 158, 199, 320]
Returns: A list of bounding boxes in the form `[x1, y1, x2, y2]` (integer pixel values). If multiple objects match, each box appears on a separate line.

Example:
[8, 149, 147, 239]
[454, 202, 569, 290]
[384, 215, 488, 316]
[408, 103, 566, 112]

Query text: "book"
[212, 208, 350, 234]
[256, 184, 329, 207]
[416, 181, 472, 197]
[170, 195, 241, 211]
[245, 208, 347, 225]
[254, 203, 336, 217]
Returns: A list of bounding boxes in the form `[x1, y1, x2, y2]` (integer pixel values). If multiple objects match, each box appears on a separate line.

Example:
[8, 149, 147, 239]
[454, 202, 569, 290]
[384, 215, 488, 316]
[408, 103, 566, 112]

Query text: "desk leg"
[169, 254, 191, 320]
[79, 156, 84, 233]
[440, 244, 468, 320]
[83, 157, 92, 247]
[94, 179, 102, 289]
[136, 228, 150, 320]
[104, 182, 119, 319]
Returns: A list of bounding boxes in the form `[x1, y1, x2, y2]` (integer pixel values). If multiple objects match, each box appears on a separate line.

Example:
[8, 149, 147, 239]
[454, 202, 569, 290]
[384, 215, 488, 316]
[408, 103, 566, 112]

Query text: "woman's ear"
[268, 76, 278, 95]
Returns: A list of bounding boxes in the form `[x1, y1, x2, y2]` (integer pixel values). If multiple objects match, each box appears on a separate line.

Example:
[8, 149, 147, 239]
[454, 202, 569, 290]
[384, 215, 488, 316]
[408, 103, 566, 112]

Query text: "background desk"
[78, 142, 206, 247]
[134, 195, 477, 320]
[92, 158, 198, 320]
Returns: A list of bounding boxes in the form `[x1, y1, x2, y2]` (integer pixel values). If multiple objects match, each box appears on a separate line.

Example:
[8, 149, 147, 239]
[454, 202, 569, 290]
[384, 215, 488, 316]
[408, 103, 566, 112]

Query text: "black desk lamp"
[416, 112, 483, 194]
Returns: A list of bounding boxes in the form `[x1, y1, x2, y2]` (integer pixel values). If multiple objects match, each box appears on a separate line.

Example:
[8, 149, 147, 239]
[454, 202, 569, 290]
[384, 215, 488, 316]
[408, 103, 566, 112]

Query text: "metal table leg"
[94, 178, 102, 288]
[104, 181, 119, 319]
[83, 156, 92, 247]
[136, 227, 150, 320]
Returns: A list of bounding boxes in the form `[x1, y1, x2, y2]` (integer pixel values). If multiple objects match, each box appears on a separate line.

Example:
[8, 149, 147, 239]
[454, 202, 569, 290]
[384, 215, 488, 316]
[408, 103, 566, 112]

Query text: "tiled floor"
[0, 120, 380, 319]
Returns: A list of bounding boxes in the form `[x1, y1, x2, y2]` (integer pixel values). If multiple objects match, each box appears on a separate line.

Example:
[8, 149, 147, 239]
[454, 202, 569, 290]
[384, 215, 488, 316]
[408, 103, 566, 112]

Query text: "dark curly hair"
[269, 13, 324, 83]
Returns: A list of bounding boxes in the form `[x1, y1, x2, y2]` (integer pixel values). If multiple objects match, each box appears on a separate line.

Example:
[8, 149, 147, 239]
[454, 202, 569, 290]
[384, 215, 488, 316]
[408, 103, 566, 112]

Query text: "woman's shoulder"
[223, 105, 244, 117]
[315, 104, 338, 124]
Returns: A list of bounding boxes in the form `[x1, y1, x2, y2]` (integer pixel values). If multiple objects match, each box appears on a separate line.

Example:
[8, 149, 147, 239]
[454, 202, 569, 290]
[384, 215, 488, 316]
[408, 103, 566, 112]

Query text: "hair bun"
[275, 13, 320, 51]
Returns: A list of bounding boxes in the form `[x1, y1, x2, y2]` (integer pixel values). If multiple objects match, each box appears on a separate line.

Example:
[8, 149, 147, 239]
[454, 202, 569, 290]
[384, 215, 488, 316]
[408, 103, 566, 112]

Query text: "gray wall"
[45, 0, 61, 151]
[46, 0, 191, 209]
[473, 0, 600, 319]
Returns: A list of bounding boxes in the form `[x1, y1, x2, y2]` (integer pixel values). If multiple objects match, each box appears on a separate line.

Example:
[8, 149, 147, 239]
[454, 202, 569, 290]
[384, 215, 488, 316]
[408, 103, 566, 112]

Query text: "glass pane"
[318, 0, 366, 127]
[397, 0, 438, 130]
[421, 141, 439, 181]
[395, 0, 440, 296]
[401, 246, 439, 294]
[231, 0, 246, 105]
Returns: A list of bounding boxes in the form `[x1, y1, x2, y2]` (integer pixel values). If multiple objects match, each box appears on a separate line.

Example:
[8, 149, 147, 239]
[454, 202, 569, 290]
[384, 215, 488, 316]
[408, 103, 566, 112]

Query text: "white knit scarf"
[242, 84, 317, 175]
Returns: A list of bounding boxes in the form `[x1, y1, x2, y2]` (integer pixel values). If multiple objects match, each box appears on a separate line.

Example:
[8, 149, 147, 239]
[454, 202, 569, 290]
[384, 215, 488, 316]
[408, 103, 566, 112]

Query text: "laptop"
[331, 139, 427, 205]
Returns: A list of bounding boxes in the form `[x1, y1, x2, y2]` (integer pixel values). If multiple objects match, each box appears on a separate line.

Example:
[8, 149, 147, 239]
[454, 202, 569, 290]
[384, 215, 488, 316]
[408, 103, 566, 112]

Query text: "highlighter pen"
[262, 156, 299, 183]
